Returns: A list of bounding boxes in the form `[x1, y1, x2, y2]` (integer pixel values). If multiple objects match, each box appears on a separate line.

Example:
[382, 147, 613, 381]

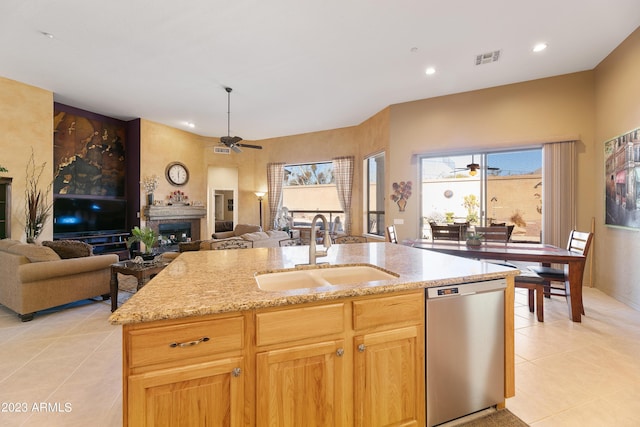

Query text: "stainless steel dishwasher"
[425, 279, 506, 427]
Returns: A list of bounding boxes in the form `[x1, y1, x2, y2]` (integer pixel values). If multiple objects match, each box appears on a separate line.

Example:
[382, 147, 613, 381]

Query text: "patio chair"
[430, 223, 462, 241]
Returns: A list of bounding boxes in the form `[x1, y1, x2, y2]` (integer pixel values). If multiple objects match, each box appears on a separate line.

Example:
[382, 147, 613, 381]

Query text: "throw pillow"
[0, 239, 21, 250]
[242, 231, 269, 242]
[7, 244, 61, 262]
[42, 240, 94, 259]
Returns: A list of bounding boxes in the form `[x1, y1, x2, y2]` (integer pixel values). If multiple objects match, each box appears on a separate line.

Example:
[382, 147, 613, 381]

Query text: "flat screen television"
[53, 197, 127, 237]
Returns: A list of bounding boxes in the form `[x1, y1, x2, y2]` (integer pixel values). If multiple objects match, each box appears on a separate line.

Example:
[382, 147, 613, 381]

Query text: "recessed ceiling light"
[40, 31, 54, 39]
[425, 67, 436, 75]
[533, 43, 547, 53]
[185, 122, 195, 128]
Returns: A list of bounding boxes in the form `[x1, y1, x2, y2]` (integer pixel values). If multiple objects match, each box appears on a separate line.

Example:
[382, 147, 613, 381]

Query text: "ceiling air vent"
[475, 50, 501, 65]
[213, 146, 231, 154]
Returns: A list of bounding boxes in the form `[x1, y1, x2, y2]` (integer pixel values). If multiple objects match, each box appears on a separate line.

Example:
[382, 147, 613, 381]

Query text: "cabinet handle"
[336, 348, 344, 357]
[358, 344, 366, 352]
[169, 336, 210, 348]
[232, 368, 242, 377]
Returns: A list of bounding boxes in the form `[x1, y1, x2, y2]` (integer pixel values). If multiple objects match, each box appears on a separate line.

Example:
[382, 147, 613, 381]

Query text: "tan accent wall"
[594, 27, 640, 309]
[0, 77, 53, 242]
[387, 72, 596, 246]
[2, 27, 639, 309]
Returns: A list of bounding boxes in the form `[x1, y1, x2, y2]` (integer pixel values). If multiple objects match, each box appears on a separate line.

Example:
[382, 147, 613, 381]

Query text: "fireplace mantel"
[143, 205, 206, 221]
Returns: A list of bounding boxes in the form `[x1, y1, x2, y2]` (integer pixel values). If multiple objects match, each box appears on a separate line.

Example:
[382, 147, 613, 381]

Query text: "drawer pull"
[358, 344, 366, 352]
[232, 368, 242, 377]
[336, 348, 344, 357]
[169, 336, 210, 348]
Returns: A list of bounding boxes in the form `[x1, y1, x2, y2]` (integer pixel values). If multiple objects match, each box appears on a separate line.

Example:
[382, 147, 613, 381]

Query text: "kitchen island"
[110, 242, 518, 426]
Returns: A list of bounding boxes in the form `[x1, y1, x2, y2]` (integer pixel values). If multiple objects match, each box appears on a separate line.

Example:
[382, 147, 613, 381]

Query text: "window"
[420, 149, 542, 242]
[365, 153, 385, 236]
[282, 162, 343, 227]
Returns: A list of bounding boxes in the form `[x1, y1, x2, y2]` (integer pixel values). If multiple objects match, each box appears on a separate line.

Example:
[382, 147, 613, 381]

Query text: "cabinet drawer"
[256, 303, 345, 346]
[353, 292, 422, 330]
[128, 316, 244, 368]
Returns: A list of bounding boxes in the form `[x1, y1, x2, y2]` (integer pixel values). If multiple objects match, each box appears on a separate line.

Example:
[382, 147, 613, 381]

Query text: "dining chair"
[430, 223, 462, 241]
[386, 225, 398, 244]
[490, 223, 515, 241]
[473, 226, 511, 243]
[471, 226, 518, 268]
[528, 230, 594, 315]
[514, 270, 547, 322]
[278, 237, 301, 247]
[334, 235, 367, 244]
[208, 239, 254, 250]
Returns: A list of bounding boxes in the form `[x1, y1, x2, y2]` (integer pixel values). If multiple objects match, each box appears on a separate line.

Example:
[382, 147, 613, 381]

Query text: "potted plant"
[465, 231, 483, 247]
[127, 226, 158, 260]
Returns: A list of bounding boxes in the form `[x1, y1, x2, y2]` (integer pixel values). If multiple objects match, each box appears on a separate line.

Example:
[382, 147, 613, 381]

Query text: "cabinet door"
[256, 340, 346, 427]
[354, 326, 424, 427]
[128, 357, 244, 427]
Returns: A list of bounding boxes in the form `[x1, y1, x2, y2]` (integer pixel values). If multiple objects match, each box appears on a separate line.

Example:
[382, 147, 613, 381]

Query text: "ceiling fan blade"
[230, 144, 242, 153]
[220, 136, 243, 146]
[236, 143, 262, 150]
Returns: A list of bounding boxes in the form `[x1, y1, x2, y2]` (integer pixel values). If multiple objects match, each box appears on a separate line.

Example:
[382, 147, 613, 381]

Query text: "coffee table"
[110, 260, 169, 312]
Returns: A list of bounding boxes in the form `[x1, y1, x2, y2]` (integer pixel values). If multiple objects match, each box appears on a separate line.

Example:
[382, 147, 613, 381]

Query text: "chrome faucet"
[309, 214, 332, 265]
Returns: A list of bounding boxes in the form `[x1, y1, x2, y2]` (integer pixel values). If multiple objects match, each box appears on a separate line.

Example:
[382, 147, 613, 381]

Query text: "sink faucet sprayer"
[309, 214, 332, 265]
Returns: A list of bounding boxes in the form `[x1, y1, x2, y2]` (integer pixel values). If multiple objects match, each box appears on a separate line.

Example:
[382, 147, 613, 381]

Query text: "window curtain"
[266, 162, 285, 230]
[333, 156, 354, 235]
[542, 141, 576, 247]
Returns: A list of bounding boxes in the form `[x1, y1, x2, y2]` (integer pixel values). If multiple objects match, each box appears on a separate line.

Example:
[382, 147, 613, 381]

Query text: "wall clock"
[165, 162, 189, 186]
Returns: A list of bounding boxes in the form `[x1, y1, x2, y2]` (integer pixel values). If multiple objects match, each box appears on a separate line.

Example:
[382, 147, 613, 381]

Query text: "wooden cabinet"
[256, 340, 346, 427]
[352, 293, 425, 427]
[123, 314, 247, 427]
[255, 302, 348, 426]
[0, 177, 11, 239]
[128, 356, 244, 427]
[122, 291, 424, 426]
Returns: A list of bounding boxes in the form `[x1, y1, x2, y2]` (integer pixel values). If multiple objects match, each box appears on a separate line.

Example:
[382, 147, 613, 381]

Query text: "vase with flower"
[390, 181, 412, 212]
[141, 175, 159, 206]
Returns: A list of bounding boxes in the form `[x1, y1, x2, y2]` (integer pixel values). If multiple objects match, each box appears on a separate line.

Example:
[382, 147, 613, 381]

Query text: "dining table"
[410, 239, 587, 322]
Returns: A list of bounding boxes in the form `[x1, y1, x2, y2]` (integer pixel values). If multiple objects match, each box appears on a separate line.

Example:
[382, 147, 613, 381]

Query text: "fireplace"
[157, 222, 192, 252]
[142, 205, 207, 252]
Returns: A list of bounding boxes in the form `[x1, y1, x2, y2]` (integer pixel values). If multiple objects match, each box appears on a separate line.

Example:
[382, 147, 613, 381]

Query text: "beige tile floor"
[0, 285, 638, 426]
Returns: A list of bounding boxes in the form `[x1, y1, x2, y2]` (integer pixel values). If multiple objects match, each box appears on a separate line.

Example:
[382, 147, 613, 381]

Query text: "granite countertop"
[109, 242, 518, 325]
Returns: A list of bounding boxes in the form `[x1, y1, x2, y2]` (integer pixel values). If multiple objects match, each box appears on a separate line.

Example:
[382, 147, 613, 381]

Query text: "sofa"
[0, 239, 119, 321]
[208, 224, 294, 248]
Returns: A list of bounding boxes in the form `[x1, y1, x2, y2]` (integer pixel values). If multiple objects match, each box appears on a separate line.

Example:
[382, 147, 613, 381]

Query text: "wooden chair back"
[567, 230, 593, 256]
[386, 225, 398, 243]
[334, 235, 367, 244]
[473, 226, 511, 243]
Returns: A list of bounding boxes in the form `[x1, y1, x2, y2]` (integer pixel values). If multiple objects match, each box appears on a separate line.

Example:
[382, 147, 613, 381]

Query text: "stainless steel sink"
[255, 265, 398, 291]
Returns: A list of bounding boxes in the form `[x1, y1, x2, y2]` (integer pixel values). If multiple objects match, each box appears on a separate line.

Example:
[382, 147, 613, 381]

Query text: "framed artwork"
[53, 103, 127, 196]
[604, 127, 640, 229]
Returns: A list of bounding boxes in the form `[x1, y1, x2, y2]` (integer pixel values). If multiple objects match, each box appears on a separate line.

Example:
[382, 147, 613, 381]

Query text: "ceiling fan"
[219, 87, 262, 153]
[454, 155, 500, 176]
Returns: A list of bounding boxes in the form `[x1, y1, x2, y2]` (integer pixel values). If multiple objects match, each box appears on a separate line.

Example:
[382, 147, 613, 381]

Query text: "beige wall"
[0, 77, 53, 242]
[594, 28, 640, 309]
[388, 72, 596, 245]
[1, 27, 639, 309]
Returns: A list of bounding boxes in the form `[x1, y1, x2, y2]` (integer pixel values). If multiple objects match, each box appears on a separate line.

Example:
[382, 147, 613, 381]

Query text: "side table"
[110, 260, 169, 312]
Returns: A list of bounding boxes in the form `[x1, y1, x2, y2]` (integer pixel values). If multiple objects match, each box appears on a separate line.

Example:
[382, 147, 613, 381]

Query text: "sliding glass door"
[420, 149, 542, 242]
